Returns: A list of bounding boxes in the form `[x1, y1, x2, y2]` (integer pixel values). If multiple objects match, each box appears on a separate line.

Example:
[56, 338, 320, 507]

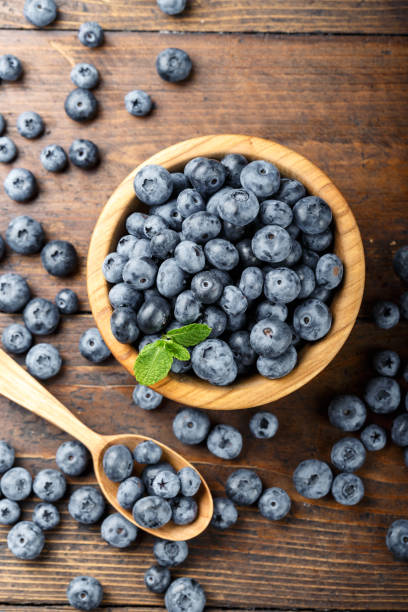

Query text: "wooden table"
[0, 1, 407, 610]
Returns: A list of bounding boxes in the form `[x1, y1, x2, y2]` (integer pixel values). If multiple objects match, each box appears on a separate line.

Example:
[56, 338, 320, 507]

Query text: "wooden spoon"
[0, 348, 213, 541]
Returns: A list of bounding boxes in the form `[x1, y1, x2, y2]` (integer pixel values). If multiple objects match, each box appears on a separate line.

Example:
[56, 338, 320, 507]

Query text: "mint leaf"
[133, 342, 173, 386]
[166, 323, 211, 347]
[165, 340, 190, 361]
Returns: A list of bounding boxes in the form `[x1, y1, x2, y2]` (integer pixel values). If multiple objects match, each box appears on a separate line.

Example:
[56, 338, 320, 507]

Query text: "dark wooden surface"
[0, 1, 407, 610]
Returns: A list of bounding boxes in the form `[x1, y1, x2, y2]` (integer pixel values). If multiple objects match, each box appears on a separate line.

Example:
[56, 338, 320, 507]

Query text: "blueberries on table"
[373, 349, 400, 377]
[41, 240, 78, 277]
[78, 21, 104, 48]
[7, 521, 44, 560]
[132, 495, 172, 528]
[172, 408, 210, 445]
[68, 486, 105, 524]
[66, 575, 103, 611]
[258, 487, 291, 520]
[391, 414, 408, 447]
[23, 297, 60, 335]
[364, 377, 401, 413]
[56, 288, 79, 314]
[1, 466, 32, 500]
[360, 424, 387, 451]
[156, 48, 192, 82]
[293, 459, 333, 499]
[4, 167, 38, 202]
[207, 424, 242, 460]
[103, 444, 133, 482]
[0, 136, 18, 163]
[0, 273, 31, 313]
[226, 469, 262, 505]
[65, 88, 98, 122]
[101, 513, 138, 548]
[26, 343, 62, 379]
[211, 497, 238, 530]
[71, 62, 100, 90]
[33, 502, 60, 530]
[144, 565, 171, 594]
[0, 54, 23, 81]
[328, 395, 367, 432]
[79, 328, 111, 363]
[56, 440, 90, 476]
[249, 411, 279, 439]
[399, 291, 408, 319]
[40, 144, 68, 172]
[125, 90, 153, 116]
[2, 323, 32, 354]
[330, 437, 366, 473]
[6, 215, 45, 254]
[393, 245, 408, 283]
[157, 0, 187, 15]
[165, 577, 206, 612]
[33, 468, 67, 501]
[0, 440, 15, 473]
[24, 0, 57, 27]
[117, 476, 145, 509]
[372, 300, 400, 329]
[0, 113, 5, 135]
[386, 519, 408, 561]
[331, 473, 365, 506]
[16, 111, 44, 139]
[133, 384, 163, 410]
[69, 139, 100, 169]
[0, 498, 21, 525]
[153, 539, 189, 567]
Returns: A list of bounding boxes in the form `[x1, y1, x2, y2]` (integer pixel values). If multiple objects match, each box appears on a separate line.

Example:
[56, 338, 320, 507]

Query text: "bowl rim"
[87, 134, 365, 410]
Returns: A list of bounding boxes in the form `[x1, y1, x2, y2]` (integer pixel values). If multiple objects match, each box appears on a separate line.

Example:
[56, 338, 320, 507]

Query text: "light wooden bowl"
[87, 134, 365, 410]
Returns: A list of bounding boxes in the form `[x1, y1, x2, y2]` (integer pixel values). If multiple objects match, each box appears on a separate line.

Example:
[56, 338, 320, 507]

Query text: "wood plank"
[0, 32, 406, 314]
[0, 0, 407, 34]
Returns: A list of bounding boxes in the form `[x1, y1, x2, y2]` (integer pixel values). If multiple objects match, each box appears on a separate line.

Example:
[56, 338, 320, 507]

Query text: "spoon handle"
[0, 349, 101, 449]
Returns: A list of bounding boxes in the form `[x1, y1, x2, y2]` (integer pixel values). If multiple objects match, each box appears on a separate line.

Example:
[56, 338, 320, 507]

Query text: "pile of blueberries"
[103, 155, 344, 386]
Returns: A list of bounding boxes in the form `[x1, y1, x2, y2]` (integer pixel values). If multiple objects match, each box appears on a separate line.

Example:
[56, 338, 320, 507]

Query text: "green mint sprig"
[133, 323, 211, 386]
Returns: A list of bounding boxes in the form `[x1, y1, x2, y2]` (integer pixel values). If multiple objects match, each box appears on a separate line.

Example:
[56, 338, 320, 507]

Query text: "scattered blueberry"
[40, 144, 68, 172]
[372, 300, 400, 329]
[331, 472, 364, 505]
[364, 376, 401, 413]
[154, 539, 188, 567]
[79, 328, 111, 363]
[6, 215, 44, 254]
[26, 343, 62, 379]
[0, 441, 15, 474]
[41, 240, 78, 277]
[117, 476, 145, 509]
[400, 291, 408, 319]
[0, 136, 17, 163]
[132, 495, 172, 528]
[373, 349, 400, 377]
[393, 245, 408, 284]
[0, 273, 30, 313]
[125, 89, 153, 116]
[7, 521, 44, 560]
[65, 88, 98, 122]
[386, 519, 408, 561]
[78, 22, 104, 48]
[101, 513, 138, 548]
[360, 424, 387, 451]
[226, 469, 262, 505]
[55, 288, 79, 314]
[4, 167, 37, 202]
[211, 497, 238, 529]
[103, 444, 133, 482]
[144, 565, 171, 594]
[56, 440, 90, 476]
[33, 502, 60, 530]
[293, 459, 333, 499]
[156, 47, 192, 82]
[1, 466, 32, 501]
[0, 498, 21, 525]
[165, 577, 206, 612]
[69, 138, 99, 169]
[23, 297, 60, 335]
[68, 486, 105, 524]
[172, 408, 210, 445]
[24, 0, 57, 26]
[33, 468, 66, 501]
[391, 414, 408, 447]
[207, 424, 242, 460]
[249, 411, 278, 439]
[66, 575, 103, 611]
[16, 111, 44, 139]
[71, 62, 99, 90]
[132, 384, 163, 410]
[258, 487, 291, 520]
[331, 437, 366, 472]
[2, 323, 32, 354]
[250, 318, 292, 358]
[328, 395, 367, 432]
[157, 0, 187, 15]
[0, 54, 23, 81]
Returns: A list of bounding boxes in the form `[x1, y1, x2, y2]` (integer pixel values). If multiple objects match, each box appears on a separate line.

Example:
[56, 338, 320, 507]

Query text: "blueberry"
[364, 376, 400, 413]
[103, 444, 133, 482]
[132, 495, 172, 528]
[40, 144, 68, 172]
[293, 196, 332, 235]
[315, 253, 343, 289]
[182, 211, 221, 243]
[331, 472, 364, 506]
[151, 229, 180, 259]
[157, 0, 186, 15]
[176, 188, 204, 217]
[219, 153, 247, 187]
[252, 225, 292, 263]
[68, 486, 105, 524]
[56, 440, 90, 476]
[0, 113, 5, 135]
[302, 228, 333, 252]
[0, 441, 15, 474]
[281, 239, 303, 267]
[310, 285, 332, 302]
[171, 356, 192, 374]
[293, 298, 332, 341]
[17, 111, 44, 139]
[217, 188, 259, 227]
[178, 467, 201, 497]
[393, 245, 408, 283]
[33, 502, 60, 530]
[71, 62, 100, 89]
[360, 424, 387, 451]
[222, 220, 246, 243]
[143, 214, 168, 239]
[2, 323, 32, 354]
[110, 306, 140, 344]
[154, 540, 188, 568]
[293, 459, 333, 499]
[258, 487, 291, 520]
[256, 299, 287, 322]
[144, 565, 171, 594]
[219, 285, 248, 316]
[4, 167, 37, 202]
[400, 291, 408, 319]
[152, 200, 183, 230]
[24, 0, 57, 26]
[228, 330, 256, 372]
[26, 343, 62, 379]
[79, 328, 111, 363]
[69, 138, 99, 169]
[236, 238, 261, 267]
[117, 476, 145, 509]
[330, 437, 366, 472]
[206, 185, 233, 215]
[125, 213, 147, 239]
[165, 577, 206, 612]
[0, 273, 30, 313]
[156, 47, 192, 82]
[275, 178, 306, 206]
[102, 252, 126, 283]
[212, 269, 233, 287]
[55, 288, 79, 314]
[184, 157, 226, 197]
[152, 470, 181, 499]
[33, 468, 66, 501]
[172, 242, 204, 276]
[132, 384, 163, 410]
[133, 441, 162, 465]
[391, 414, 408, 447]
[0, 498, 21, 524]
[67, 576, 103, 611]
[7, 521, 44, 560]
[101, 512, 138, 548]
[172, 408, 210, 445]
[372, 300, 400, 329]
[136, 296, 171, 334]
[0, 136, 17, 163]
[122, 256, 158, 290]
[250, 318, 292, 358]
[157, 258, 188, 298]
[191, 339, 238, 385]
[65, 88, 98, 122]
[170, 495, 198, 525]
[302, 248, 320, 270]
[207, 424, 242, 460]
[116, 234, 139, 259]
[191, 270, 223, 304]
[78, 21, 104, 48]
[386, 519, 408, 561]
[23, 297, 60, 335]
[249, 411, 278, 439]
[286, 222, 301, 240]
[43, 240, 78, 277]
[226, 311, 247, 332]
[211, 497, 238, 529]
[174, 290, 201, 324]
[205, 238, 239, 271]
[142, 462, 175, 494]
[237, 267, 263, 302]
[260, 199, 293, 228]
[134, 164, 173, 206]
[257, 345, 297, 379]
[0, 54, 23, 81]
[1, 467, 32, 500]
[226, 468, 262, 505]
[373, 349, 400, 377]
[328, 395, 367, 432]
[264, 267, 301, 303]
[6, 215, 44, 255]
[240, 160, 280, 198]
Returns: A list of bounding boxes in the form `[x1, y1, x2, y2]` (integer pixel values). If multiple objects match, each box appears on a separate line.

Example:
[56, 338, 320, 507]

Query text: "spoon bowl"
[0, 348, 213, 541]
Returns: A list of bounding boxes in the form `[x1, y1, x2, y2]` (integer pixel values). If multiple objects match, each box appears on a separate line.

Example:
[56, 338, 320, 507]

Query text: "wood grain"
[0, 0, 408, 34]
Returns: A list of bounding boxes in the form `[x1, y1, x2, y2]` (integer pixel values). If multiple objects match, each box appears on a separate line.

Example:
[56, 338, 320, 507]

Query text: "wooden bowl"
[87, 134, 365, 410]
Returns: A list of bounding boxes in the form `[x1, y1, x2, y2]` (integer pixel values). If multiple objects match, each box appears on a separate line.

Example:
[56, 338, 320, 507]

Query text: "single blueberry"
[101, 513, 138, 548]
[116, 234, 138, 259]
[4, 167, 37, 202]
[123, 256, 158, 289]
[331, 472, 364, 506]
[117, 476, 145, 509]
[0, 273, 30, 313]
[373, 349, 400, 377]
[6, 215, 44, 255]
[211, 497, 238, 530]
[55, 288, 79, 314]
[228, 330, 256, 372]
[328, 395, 367, 432]
[391, 414, 408, 447]
[23, 297, 60, 334]
[218, 188, 259, 227]
[132, 495, 172, 528]
[221, 153, 248, 187]
[182, 211, 222, 243]
[252, 225, 292, 263]
[250, 317, 292, 358]
[111, 306, 140, 344]
[331, 437, 366, 472]
[207, 424, 242, 460]
[260, 199, 293, 228]
[134, 440, 163, 464]
[143, 214, 168, 239]
[219, 285, 248, 316]
[142, 462, 176, 495]
[315, 253, 344, 289]
[258, 487, 291, 520]
[7, 521, 44, 560]
[0, 54, 23, 81]
[132, 384, 163, 410]
[386, 519, 408, 561]
[174, 240, 206, 274]
[157, 0, 187, 15]
[66, 576, 103, 611]
[33, 502, 60, 530]
[372, 300, 400, 329]
[177, 188, 205, 217]
[293, 196, 332, 235]
[33, 468, 66, 501]
[171, 172, 189, 195]
[293, 263, 316, 298]
[136, 296, 171, 334]
[71, 62, 100, 89]
[17, 111, 44, 139]
[302, 248, 320, 270]
[249, 411, 278, 439]
[1, 466, 32, 501]
[40, 144, 68, 172]
[174, 289, 202, 324]
[134, 164, 173, 206]
[178, 467, 201, 497]
[172, 408, 210, 445]
[126, 212, 149, 238]
[56, 440, 90, 476]
[302, 228, 333, 252]
[152, 470, 181, 499]
[293, 459, 333, 499]
[165, 577, 206, 612]
[275, 177, 306, 206]
[0, 136, 17, 163]
[152, 200, 183, 230]
[360, 424, 387, 451]
[0, 440, 15, 473]
[191, 339, 238, 385]
[393, 245, 408, 283]
[191, 270, 223, 304]
[364, 376, 400, 413]
[293, 298, 332, 341]
[170, 495, 198, 525]
[204, 238, 239, 271]
[144, 565, 171, 594]
[2, 323, 32, 354]
[264, 267, 301, 303]
[26, 343, 62, 379]
[157, 258, 188, 298]
[206, 185, 233, 215]
[0, 498, 21, 525]
[226, 469, 262, 505]
[24, 0, 57, 26]
[103, 444, 133, 482]
[256, 299, 288, 322]
[102, 252, 126, 283]
[240, 160, 280, 198]
[236, 238, 261, 267]
[68, 486, 105, 524]
[65, 88, 98, 122]
[198, 304, 227, 339]
[41, 240, 78, 277]
[79, 328, 111, 363]
[78, 21, 104, 48]
[184, 157, 226, 197]
[257, 345, 297, 379]
[151, 229, 180, 259]
[69, 139, 99, 169]
[156, 48, 192, 82]
[154, 539, 189, 567]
